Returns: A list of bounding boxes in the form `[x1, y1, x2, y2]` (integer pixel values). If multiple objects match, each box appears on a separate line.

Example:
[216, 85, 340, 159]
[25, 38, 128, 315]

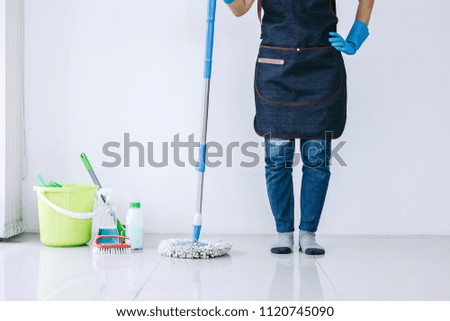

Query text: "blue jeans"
[264, 138, 331, 233]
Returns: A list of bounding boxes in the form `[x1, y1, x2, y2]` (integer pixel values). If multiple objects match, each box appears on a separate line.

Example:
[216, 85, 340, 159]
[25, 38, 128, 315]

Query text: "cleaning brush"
[93, 235, 131, 254]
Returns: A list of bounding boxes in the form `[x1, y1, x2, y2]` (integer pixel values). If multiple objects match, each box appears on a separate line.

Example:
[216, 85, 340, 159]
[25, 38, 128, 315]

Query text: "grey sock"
[271, 232, 294, 254]
[299, 230, 325, 255]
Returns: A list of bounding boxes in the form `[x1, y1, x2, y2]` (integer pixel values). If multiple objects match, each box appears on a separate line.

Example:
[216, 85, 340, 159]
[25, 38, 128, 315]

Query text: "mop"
[158, 0, 232, 259]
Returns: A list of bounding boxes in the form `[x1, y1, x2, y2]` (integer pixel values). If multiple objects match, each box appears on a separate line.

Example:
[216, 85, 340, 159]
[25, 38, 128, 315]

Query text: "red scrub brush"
[92, 235, 131, 254]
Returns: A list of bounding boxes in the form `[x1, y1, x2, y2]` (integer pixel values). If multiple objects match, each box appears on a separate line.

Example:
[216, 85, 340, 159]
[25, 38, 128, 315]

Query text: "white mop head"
[158, 239, 232, 259]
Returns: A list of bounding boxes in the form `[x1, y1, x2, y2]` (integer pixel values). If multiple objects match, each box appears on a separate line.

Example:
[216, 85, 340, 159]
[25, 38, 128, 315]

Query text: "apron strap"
[257, 0, 262, 24]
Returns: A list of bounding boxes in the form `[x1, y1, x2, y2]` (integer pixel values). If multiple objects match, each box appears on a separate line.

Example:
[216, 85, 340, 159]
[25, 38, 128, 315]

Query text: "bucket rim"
[33, 184, 98, 193]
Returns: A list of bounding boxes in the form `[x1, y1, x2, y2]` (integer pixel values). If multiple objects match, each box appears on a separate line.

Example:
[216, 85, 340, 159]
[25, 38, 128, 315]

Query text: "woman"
[225, 0, 375, 255]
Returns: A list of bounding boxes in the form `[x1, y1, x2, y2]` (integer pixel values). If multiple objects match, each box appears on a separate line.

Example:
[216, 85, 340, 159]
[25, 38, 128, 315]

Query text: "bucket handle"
[37, 190, 102, 220]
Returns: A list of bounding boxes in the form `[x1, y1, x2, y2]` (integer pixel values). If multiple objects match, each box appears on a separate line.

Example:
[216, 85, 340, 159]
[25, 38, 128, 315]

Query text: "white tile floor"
[1, 233, 450, 301]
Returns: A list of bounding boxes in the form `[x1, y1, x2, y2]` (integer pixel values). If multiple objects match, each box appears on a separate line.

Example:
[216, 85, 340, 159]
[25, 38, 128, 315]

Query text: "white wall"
[23, 0, 450, 235]
[0, 0, 6, 233]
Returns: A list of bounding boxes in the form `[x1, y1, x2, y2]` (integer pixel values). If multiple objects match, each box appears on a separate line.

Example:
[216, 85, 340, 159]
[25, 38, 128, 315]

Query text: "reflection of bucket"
[37, 247, 102, 300]
[33, 184, 98, 247]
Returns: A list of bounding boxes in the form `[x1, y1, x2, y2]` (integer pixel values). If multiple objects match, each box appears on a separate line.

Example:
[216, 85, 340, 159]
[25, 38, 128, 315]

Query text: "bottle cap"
[130, 202, 141, 209]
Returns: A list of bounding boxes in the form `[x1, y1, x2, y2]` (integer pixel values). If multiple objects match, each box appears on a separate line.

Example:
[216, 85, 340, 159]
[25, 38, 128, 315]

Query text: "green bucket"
[33, 184, 99, 247]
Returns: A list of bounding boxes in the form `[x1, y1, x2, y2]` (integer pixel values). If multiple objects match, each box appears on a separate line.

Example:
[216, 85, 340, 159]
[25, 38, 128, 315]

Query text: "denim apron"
[254, 0, 347, 139]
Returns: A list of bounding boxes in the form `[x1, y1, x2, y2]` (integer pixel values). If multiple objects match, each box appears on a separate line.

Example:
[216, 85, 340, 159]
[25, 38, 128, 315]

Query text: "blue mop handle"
[196, 0, 217, 173]
[192, 0, 217, 243]
[203, 0, 217, 80]
[196, 143, 207, 173]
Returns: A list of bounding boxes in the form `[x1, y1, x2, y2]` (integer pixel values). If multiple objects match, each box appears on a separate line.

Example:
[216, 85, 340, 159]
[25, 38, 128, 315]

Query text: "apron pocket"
[255, 46, 344, 106]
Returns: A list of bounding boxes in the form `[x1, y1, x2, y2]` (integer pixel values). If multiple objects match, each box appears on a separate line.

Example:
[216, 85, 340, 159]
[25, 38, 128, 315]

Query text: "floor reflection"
[156, 255, 233, 300]
[268, 254, 294, 300]
[268, 253, 325, 300]
[298, 254, 324, 300]
[38, 246, 102, 300]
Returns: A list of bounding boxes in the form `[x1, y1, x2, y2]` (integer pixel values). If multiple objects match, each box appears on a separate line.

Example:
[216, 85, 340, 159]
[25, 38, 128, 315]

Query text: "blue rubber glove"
[328, 20, 369, 55]
[224, 0, 235, 4]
